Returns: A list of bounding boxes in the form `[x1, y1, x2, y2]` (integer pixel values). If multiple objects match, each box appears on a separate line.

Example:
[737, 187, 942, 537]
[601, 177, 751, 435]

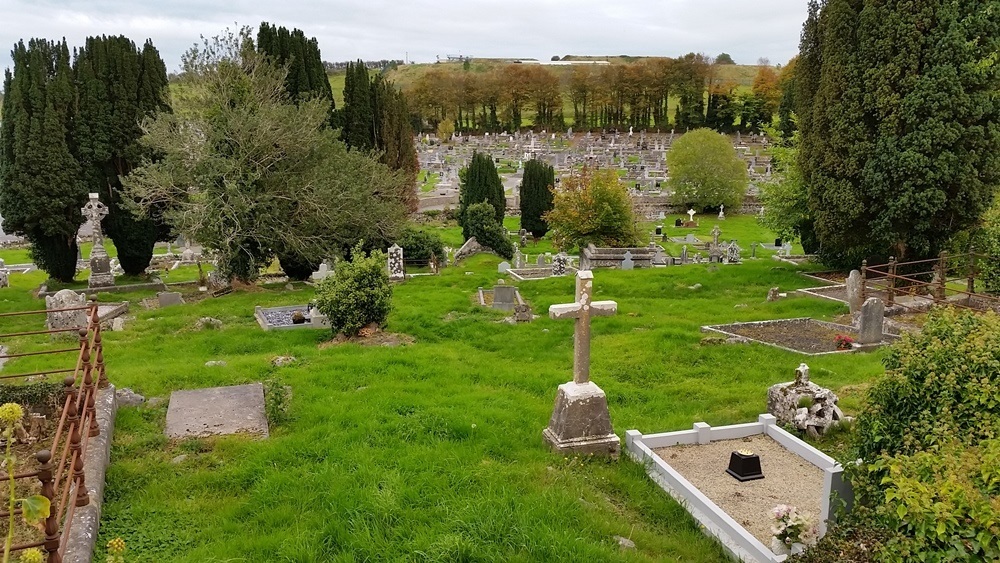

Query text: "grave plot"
[627, 415, 852, 563]
[703, 318, 896, 355]
[166, 383, 269, 439]
[254, 304, 329, 330]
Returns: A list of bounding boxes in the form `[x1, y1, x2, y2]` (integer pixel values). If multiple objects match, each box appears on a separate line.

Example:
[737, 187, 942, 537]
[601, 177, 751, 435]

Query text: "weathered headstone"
[725, 241, 742, 264]
[514, 304, 532, 322]
[165, 383, 269, 438]
[543, 270, 620, 458]
[767, 287, 781, 302]
[157, 292, 184, 308]
[845, 270, 863, 313]
[498, 261, 511, 274]
[620, 251, 634, 271]
[680, 245, 688, 264]
[45, 290, 88, 332]
[718, 204, 725, 220]
[81, 193, 114, 289]
[0, 269, 8, 289]
[552, 253, 568, 276]
[858, 298, 885, 345]
[387, 244, 405, 281]
[310, 260, 332, 281]
[493, 283, 517, 311]
[536, 254, 547, 267]
[766, 363, 846, 437]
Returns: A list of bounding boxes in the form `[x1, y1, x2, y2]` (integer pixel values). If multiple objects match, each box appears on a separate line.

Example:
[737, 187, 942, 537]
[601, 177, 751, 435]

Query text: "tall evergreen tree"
[340, 61, 375, 150]
[519, 159, 555, 237]
[256, 22, 334, 124]
[459, 151, 505, 240]
[0, 39, 85, 281]
[73, 36, 171, 275]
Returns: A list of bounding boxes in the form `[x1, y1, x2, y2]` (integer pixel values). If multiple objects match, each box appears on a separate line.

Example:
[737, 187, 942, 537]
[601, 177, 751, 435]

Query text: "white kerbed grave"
[626, 414, 852, 563]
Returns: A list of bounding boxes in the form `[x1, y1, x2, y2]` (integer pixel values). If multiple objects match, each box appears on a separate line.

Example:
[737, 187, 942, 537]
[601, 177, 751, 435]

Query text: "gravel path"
[654, 434, 824, 546]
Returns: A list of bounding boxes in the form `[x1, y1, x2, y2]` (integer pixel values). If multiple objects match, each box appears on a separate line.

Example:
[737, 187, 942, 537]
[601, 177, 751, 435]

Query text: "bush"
[544, 168, 640, 251]
[315, 244, 392, 336]
[458, 151, 505, 239]
[277, 252, 318, 281]
[667, 128, 747, 211]
[395, 228, 444, 265]
[464, 202, 514, 259]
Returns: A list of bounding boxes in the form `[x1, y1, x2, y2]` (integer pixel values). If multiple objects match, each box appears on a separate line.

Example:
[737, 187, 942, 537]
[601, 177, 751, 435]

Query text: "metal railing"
[861, 251, 1000, 313]
[0, 299, 107, 562]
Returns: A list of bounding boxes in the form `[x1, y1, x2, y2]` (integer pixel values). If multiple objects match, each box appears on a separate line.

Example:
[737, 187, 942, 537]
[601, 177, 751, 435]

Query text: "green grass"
[0, 216, 881, 561]
[419, 171, 441, 193]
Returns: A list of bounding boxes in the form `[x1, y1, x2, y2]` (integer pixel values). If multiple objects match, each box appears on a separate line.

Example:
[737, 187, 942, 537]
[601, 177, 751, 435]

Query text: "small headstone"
[858, 297, 885, 345]
[387, 244, 405, 281]
[0, 269, 8, 289]
[498, 261, 511, 274]
[654, 225, 662, 236]
[514, 304, 532, 322]
[685, 233, 696, 243]
[845, 270, 863, 313]
[157, 292, 184, 307]
[680, 245, 688, 264]
[620, 251, 634, 271]
[718, 204, 725, 220]
[493, 284, 517, 311]
[552, 253, 568, 276]
[45, 290, 88, 332]
[537, 254, 547, 266]
[111, 317, 126, 332]
[311, 260, 332, 281]
[115, 387, 145, 407]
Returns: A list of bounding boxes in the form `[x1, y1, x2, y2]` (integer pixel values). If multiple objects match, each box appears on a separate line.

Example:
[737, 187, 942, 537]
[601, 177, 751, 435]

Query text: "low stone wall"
[580, 245, 655, 270]
[417, 194, 459, 210]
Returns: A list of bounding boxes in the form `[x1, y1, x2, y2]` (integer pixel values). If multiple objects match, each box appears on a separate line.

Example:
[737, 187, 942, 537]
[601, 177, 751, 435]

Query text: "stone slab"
[543, 381, 620, 458]
[165, 383, 269, 438]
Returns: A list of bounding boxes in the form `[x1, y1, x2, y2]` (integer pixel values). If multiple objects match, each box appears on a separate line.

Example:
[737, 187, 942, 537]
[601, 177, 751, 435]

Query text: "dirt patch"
[319, 331, 415, 348]
[654, 434, 824, 546]
[717, 319, 857, 354]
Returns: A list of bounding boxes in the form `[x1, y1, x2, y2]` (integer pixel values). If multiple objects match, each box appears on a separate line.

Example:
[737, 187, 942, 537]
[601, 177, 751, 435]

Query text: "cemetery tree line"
[0, 36, 170, 281]
[795, 0, 1000, 267]
[405, 56, 793, 135]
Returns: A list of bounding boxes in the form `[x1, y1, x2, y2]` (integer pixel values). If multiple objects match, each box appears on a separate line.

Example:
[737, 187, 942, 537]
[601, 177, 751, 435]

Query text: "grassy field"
[0, 216, 883, 562]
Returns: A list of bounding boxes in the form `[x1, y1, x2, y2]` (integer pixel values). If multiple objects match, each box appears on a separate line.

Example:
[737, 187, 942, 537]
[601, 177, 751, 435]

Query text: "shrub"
[544, 167, 640, 251]
[458, 151, 505, 239]
[667, 128, 747, 211]
[464, 202, 514, 259]
[395, 228, 445, 266]
[315, 244, 392, 336]
[519, 159, 556, 237]
[277, 252, 318, 281]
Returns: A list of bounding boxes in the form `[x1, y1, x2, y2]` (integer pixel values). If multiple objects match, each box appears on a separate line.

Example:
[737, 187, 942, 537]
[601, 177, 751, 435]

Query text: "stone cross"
[81, 193, 109, 245]
[711, 225, 722, 245]
[549, 271, 618, 384]
[687, 209, 696, 222]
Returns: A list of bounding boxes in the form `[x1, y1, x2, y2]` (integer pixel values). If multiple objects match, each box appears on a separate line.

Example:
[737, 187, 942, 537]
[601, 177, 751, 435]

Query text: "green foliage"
[0, 382, 63, 412]
[74, 36, 171, 276]
[758, 130, 817, 251]
[257, 22, 334, 122]
[667, 128, 747, 211]
[123, 28, 406, 283]
[715, 53, 735, 65]
[797, 0, 1000, 268]
[395, 228, 444, 265]
[315, 244, 393, 336]
[263, 379, 292, 426]
[519, 159, 555, 237]
[544, 168, 640, 251]
[463, 203, 514, 260]
[458, 152, 505, 239]
[965, 197, 1000, 292]
[277, 252, 318, 282]
[0, 39, 85, 282]
[865, 440, 1000, 562]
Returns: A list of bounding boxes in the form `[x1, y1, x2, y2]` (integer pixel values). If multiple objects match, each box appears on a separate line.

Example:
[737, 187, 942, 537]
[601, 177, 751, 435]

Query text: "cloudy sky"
[1, 0, 807, 72]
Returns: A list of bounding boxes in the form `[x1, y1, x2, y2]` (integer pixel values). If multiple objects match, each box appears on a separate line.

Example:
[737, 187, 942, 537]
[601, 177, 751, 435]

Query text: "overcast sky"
[1, 0, 807, 73]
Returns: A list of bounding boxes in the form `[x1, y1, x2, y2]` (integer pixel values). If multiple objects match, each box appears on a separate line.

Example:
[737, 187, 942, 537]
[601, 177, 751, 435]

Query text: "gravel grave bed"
[653, 434, 824, 546]
[261, 308, 309, 327]
[719, 319, 856, 354]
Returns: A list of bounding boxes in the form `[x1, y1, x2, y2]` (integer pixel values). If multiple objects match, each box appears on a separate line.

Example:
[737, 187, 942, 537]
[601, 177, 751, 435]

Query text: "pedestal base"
[542, 381, 620, 458]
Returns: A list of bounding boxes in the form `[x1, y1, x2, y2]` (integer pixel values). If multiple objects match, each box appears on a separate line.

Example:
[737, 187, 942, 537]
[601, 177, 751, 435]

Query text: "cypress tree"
[257, 23, 335, 123]
[372, 75, 419, 212]
[74, 35, 171, 275]
[0, 39, 84, 282]
[459, 151, 505, 240]
[519, 159, 555, 237]
[341, 61, 375, 150]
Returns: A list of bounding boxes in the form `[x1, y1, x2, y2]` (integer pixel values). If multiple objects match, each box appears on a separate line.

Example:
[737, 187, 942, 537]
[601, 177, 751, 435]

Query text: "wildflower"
[0, 403, 24, 426]
[19, 548, 44, 563]
[107, 537, 126, 554]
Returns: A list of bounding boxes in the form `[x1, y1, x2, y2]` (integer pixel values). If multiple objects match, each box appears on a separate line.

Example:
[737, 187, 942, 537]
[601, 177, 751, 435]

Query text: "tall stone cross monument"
[81, 193, 114, 289]
[543, 270, 620, 457]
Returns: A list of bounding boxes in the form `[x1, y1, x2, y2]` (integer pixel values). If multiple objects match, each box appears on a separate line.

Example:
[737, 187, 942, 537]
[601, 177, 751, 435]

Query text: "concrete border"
[626, 414, 853, 563]
[254, 305, 327, 331]
[63, 385, 118, 563]
[701, 318, 896, 356]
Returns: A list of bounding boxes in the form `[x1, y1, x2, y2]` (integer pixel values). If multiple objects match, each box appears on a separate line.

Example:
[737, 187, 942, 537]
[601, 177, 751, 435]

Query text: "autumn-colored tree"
[544, 168, 640, 251]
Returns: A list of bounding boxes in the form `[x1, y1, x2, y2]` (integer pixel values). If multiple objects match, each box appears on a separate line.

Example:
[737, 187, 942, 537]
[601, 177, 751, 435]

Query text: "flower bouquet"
[770, 504, 817, 555]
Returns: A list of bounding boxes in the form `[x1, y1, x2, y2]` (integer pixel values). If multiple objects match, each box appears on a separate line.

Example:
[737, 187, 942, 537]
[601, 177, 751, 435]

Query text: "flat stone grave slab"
[703, 318, 898, 355]
[254, 305, 329, 330]
[166, 383, 269, 439]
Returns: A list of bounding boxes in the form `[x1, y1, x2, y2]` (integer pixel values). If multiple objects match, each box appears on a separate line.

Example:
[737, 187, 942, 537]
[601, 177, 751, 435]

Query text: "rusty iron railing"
[861, 251, 1000, 313]
[0, 298, 107, 563]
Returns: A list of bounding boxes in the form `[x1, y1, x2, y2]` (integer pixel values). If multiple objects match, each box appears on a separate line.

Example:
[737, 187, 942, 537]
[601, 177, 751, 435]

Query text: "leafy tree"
[797, 0, 1000, 267]
[464, 202, 514, 259]
[315, 243, 392, 337]
[394, 228, 444, 265]
[458, 151, 505, 239]
[757, 130, 817, 251]
[519, 159, 555, 237]
[715, 53, 735, 65]
[0, 39, 84, 282]
[667, 128, 747, 211]
[74, 35, 171, 276]
[436, 118, 454, 141]
[122, 28, 407, 283]
[705, 84, 738, 133]
[544, 168, 640, 251]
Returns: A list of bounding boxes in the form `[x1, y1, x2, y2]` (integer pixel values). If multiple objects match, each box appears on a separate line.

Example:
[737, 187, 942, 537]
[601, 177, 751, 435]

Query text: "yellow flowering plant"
[0, 403, 50, 563]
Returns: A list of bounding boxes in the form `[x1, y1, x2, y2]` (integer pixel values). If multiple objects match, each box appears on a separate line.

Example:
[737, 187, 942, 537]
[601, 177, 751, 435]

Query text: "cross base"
[542, 381, 620, 459]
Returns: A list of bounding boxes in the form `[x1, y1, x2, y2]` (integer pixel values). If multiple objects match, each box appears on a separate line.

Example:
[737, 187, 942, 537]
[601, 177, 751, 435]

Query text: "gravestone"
[725, 241, 742, 264]
[514, 304, 532, 322]
[514, 251, 526, 269]
[845, 270, 863, 313]
[680, 245, 688, 264]
[0, 269, 7, 289]
[620, 251, 634, 271]
[45, 290, 88, 332]
[81, 193, 114, 289]
[388, 244, 405, 281]
[536, 254, 547, 266]
[685, 233, 697, 243]
[544, 271, 620, 457]
[498, 261, 511, 274]
[552, 253, 568, 276]
[165, 383, 269, 438]
[718, 204, 725, 220]
[674, 218, 683, 227]
[654, 226, 662, 236]
[767, 364, 845, 437]
[858, 298, 885, 345]
[310, 260, 332, 281]
[493, 283, 517, 311]
[157, 292, 184, 307]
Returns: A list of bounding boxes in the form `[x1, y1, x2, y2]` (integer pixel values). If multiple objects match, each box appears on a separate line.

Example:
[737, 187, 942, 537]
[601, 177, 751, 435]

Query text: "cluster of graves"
[416, 130, 773, 216]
